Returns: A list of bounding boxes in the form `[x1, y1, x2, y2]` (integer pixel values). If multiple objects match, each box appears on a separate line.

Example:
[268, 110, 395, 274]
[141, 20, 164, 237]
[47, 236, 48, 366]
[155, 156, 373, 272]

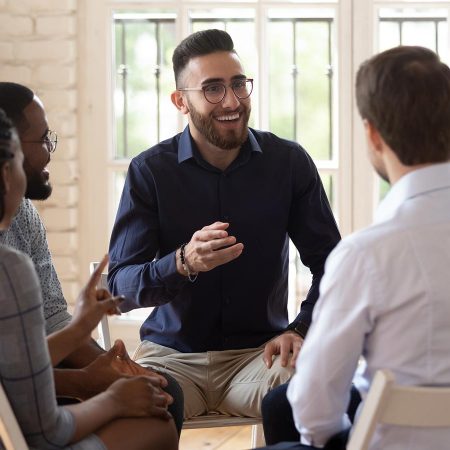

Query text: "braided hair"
[0, 108, 14, 221]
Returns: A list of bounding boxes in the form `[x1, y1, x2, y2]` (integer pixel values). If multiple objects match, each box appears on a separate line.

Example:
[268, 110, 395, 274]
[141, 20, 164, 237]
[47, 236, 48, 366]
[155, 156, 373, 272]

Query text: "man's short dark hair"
[172, 29, 236, 88]
[356, 45, 450, 165]
[0, 107, 15, 221]
[0, 82, 34, 134]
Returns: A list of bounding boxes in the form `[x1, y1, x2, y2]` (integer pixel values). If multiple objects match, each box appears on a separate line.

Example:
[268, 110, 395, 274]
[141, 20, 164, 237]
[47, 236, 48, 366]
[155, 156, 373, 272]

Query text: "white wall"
[0, 0, 80, 305]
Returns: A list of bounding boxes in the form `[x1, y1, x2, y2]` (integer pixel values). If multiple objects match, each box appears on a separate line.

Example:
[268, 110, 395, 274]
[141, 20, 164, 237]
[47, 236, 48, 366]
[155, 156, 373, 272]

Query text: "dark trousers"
[255, 429, 350, 450]
[261, 382, 361, 447]
[164, 372, 184, 436]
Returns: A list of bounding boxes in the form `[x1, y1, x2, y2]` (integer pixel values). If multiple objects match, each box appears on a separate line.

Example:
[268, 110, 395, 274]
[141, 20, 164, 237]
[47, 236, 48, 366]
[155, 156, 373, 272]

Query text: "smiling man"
[108, 29, 341, 419]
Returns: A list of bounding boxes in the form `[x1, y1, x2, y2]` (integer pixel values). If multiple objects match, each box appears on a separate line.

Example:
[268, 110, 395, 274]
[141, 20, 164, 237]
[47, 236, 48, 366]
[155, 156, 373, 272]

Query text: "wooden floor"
[180, 425, 253, 450]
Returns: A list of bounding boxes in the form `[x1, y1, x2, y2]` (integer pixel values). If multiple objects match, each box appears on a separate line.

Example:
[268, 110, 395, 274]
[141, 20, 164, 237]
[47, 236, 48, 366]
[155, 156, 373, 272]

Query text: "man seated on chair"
[258, 46, 450, 450]
[0, 82, 184, 435]
[108, 28, 340, 419]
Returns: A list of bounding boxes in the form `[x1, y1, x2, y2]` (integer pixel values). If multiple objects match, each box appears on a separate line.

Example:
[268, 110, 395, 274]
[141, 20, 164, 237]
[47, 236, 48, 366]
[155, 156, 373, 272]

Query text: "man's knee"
[264, 359, 293, 390]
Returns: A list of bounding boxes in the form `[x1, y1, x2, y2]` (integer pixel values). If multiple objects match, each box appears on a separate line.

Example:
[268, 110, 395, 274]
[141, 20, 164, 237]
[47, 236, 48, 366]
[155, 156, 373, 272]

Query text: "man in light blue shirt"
[260, 46, 450, 449]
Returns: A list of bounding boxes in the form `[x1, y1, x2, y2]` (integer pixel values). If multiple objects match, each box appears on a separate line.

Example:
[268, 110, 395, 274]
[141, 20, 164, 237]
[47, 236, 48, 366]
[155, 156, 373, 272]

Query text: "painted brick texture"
[0, 1, 79, 304]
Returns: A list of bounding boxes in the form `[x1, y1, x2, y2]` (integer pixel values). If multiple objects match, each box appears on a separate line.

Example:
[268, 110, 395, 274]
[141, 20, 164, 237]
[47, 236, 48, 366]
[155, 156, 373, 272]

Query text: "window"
[79, 0, 450, 324]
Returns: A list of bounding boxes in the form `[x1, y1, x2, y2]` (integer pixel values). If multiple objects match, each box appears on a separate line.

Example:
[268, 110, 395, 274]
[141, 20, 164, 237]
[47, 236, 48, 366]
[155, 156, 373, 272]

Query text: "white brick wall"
[0, 1, 79, 305]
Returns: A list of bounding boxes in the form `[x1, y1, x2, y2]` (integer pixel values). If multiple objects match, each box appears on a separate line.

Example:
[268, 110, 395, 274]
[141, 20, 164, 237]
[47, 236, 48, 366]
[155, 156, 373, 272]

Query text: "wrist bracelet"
[180, 243, 198, 282]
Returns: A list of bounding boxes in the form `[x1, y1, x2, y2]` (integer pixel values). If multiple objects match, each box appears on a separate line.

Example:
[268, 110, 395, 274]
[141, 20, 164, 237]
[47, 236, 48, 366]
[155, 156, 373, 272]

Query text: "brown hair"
[356, 46, 450, 165]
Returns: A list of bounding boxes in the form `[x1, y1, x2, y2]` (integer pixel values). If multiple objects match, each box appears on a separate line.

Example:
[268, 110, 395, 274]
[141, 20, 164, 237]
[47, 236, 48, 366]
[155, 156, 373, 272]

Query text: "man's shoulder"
[250, 128, 302, 150]
[336, 219, 410, 261]
[14, 198, 41, 222]
[249, 128, 312, 165]
[0, 199, 43, 250]
[132, 133, 182, 167]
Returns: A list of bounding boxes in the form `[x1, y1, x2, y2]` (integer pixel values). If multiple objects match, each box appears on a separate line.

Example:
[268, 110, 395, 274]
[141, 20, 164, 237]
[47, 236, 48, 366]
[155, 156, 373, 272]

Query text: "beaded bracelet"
[180, 243, 198, 282]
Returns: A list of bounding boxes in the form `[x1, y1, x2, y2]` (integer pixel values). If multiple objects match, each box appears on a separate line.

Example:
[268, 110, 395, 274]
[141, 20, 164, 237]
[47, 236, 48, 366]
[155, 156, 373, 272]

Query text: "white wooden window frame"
[78, 0, 449, 332]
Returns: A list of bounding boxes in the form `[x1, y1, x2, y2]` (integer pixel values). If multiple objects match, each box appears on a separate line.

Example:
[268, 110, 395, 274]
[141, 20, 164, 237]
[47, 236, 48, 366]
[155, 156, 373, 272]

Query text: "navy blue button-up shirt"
[108, 126, 340, 352]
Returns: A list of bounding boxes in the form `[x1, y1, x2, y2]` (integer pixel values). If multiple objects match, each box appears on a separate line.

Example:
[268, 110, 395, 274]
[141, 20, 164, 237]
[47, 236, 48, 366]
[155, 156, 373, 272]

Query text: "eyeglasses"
[22, 130, 58, 153]
[178, 78, 253, 104]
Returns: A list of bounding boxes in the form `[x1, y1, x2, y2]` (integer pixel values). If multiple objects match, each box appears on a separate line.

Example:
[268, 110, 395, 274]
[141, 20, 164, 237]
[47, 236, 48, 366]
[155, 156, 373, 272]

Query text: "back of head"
[0, 82, 34, 134]
[356, 46, 450, 165]
[0, 108, 15, 221]
[172, 29, 236, 87]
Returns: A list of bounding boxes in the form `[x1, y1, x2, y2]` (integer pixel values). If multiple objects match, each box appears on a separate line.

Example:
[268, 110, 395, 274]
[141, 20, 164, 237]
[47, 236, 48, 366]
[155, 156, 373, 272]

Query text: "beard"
[187, 99, 250, 150]
[24, 168, 53, 200]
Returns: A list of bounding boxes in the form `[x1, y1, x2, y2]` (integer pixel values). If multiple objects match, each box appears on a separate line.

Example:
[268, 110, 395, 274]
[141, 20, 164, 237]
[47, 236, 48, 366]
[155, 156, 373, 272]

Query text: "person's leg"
[212, 348, 293, 416]
[133, 340, 208, 419]
[95, 416, 178, 450]
[162, 372, 184, 435]
[261, 383, 361, 445]
[262, 383, 299, 444]
[255, 442, 319, 450]
[347, 385, 362, 422]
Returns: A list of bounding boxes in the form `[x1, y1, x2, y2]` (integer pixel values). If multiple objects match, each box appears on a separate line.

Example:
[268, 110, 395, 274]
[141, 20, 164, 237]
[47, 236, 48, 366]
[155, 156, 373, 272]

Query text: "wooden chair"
[347, 369, 450, 450]
[0, 382, 28, 450]
[90, 262, 265, 447]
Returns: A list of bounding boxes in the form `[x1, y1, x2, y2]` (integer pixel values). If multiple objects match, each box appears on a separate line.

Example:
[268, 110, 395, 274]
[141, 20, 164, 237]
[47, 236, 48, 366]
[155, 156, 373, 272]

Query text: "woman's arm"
[47, 256, 123, 366]
[65, 376, 173, 443]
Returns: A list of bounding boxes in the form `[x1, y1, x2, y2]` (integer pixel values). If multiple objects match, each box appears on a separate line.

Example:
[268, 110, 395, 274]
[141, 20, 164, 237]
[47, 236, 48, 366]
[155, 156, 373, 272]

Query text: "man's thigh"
[214, 348, 293, 417]
[133, 340, 208, 419]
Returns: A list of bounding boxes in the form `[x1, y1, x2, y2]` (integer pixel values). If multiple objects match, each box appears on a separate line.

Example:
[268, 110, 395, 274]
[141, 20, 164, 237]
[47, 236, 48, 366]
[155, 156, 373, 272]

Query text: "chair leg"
[251, 423, 265, 448]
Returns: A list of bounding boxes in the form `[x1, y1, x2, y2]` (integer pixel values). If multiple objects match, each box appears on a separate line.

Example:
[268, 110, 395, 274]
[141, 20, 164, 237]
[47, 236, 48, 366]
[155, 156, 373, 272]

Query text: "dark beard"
[25, 172, 52, 200]
[187, 99, 250, 150]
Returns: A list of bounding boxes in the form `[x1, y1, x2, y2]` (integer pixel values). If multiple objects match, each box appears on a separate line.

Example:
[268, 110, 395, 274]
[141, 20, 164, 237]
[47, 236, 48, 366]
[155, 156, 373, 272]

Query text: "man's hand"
[177, 222, 244, 275]
[263, 331, 304, 369]
[79, 340, 168, 400]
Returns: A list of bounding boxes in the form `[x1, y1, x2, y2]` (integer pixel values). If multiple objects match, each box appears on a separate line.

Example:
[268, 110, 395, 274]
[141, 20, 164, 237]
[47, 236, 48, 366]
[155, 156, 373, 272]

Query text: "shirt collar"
[375, 161, 450, 224]
[177, 125, 262, 164]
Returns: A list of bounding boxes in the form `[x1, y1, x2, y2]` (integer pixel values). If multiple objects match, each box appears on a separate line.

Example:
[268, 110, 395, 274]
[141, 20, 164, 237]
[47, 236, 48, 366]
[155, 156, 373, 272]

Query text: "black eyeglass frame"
[178, 78, 254, 104]
[22, 130, 58, 153]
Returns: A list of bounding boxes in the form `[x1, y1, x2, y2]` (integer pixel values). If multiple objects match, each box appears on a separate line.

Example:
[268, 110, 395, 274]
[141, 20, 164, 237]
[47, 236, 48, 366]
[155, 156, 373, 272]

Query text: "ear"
[363, 119, 384, 154]
[171, 90, 190, 115]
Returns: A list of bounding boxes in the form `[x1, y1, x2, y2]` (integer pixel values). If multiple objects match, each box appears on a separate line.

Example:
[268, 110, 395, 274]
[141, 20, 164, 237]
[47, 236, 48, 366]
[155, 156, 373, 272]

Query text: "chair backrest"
[89, 262, 112, 350]
[347, 369, 450, 450]
[0, 382, 28, 450]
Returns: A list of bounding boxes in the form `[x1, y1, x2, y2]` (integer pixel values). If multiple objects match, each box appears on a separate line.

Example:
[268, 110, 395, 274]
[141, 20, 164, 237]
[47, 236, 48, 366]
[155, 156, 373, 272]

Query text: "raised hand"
[177, 221, 244, 275]
[71, 255, 124, 342]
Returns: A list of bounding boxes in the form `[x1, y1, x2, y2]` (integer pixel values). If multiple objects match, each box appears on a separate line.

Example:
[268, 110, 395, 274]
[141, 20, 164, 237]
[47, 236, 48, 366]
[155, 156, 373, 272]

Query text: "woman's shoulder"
[0, 242, 33, 264]
[0, 243, 38, 285]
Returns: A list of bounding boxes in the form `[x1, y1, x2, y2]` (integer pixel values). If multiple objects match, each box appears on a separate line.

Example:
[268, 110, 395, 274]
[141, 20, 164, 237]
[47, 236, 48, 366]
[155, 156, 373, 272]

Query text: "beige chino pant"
[133, 340, 293, 419]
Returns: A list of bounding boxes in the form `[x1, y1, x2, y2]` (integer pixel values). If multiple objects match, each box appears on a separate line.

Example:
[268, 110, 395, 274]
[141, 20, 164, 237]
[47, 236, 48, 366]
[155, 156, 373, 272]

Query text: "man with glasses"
[0, 82, 184, 436]
[108, 29, 340, 419]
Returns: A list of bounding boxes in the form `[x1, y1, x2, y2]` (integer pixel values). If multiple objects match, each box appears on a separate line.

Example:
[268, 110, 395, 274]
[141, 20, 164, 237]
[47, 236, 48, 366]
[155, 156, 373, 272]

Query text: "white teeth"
[216, 113, 239, 121]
